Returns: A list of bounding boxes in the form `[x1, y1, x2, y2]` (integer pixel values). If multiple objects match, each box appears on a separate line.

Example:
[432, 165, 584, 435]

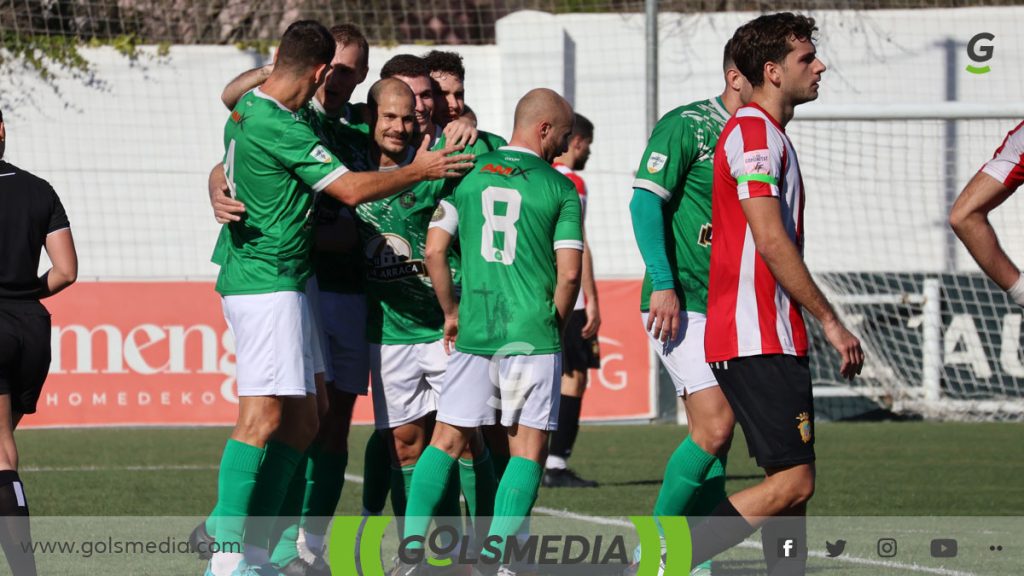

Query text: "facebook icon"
[777, 538, 798, 558]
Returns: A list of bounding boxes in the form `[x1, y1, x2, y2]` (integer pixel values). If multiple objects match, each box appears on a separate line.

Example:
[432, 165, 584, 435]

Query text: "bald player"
[398, 89, 583, 575]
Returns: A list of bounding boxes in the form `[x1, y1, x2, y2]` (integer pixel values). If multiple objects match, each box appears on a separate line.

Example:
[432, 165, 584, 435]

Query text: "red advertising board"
[22, 281, 653, 428]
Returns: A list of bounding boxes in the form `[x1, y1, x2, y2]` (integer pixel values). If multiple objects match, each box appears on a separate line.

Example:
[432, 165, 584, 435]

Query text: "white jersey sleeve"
[981, 121, 1024, 191]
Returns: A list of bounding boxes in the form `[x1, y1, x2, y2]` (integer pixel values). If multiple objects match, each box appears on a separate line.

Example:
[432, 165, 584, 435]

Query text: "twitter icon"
[826, 540, 847, 558]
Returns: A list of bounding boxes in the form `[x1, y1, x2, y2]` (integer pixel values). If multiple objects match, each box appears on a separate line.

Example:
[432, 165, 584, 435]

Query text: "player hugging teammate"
[195, 12, 874, 576]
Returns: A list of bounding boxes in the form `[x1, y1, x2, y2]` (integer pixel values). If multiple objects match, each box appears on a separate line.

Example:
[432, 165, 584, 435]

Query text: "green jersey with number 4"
[634, 97, 729, 314]
[214, 88, 349, 296]
[439, 146, 583, 356]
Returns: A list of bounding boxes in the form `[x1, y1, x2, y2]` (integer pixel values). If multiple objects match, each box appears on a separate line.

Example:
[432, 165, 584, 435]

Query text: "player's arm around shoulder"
[323, 137, 475, 206]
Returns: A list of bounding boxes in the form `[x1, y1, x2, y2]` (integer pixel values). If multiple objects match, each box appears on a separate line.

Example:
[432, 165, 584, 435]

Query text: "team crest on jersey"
[399, 191, 416, 208]
[646, 152, 668, 174]
[365, 233, 425, 281]
[796, 412, 813, 444]
[744, 150, 771, 175]
[311, 145, 333, 164]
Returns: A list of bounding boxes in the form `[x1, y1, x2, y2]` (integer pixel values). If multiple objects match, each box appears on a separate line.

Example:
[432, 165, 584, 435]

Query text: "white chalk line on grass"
[22, 468, 981, 576]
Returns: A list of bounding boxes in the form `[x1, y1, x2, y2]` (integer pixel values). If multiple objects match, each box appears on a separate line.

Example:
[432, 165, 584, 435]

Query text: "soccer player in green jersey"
[398, 88, 583, 575]
[624, 41, 751, 576]
[364, 57, 505, 541]
[206, 20, 473, 576]
[202, 25, 372, 575]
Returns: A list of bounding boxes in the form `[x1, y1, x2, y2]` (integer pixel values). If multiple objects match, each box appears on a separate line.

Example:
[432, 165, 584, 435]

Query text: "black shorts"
[710, 354, 815, 469]
[561, 309, 600, 374]
[0, 300, 52, 414]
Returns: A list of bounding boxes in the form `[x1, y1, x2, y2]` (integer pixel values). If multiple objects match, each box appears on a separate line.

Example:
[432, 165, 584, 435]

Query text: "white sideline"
[21, 466, 979, 575]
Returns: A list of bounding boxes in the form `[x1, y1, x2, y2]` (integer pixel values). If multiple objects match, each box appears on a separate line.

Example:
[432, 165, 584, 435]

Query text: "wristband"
[1007, 272, 1024, 306]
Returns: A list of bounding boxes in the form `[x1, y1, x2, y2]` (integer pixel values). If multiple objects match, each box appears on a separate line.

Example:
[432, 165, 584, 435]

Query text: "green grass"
[12, 422, 1024, 575]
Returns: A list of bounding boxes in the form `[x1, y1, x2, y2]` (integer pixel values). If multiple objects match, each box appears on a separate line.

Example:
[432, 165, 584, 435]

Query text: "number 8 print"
[481, 186, 522, 265]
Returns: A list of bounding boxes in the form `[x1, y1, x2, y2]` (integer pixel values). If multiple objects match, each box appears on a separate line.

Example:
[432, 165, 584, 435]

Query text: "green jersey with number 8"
[215, 88, 349, 296]
[431, 146, 583, 356]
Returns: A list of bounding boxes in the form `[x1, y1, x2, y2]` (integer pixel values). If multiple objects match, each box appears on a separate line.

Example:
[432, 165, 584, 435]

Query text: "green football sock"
[690, 455, 728, 517]
[402, 446, 456, 550]
[482, 457, 542, 562]
[213, 439, 265, 550]
[244, 441, 304, 552]
[653, 436, 715, 518]
[688, 456, 726, 572]
[362, 432, 391, 515]
[459, 451, 497, 519]
[301, 444, 348, 538]
[269, 452, 309, 566]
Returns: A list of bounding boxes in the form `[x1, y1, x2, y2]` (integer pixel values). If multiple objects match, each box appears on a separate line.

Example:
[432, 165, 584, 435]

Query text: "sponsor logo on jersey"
[230, 110, 242, 123]
[431, 204, 446, 222]
[365, 233, 426, 281]
[646, 152, 668, 174]
[796, 411, 813, 443]
[399, 191, 416, 208]
[744, 150, 771, 175]
[311, 145, 333, 164]
[481, 163, 515, 176]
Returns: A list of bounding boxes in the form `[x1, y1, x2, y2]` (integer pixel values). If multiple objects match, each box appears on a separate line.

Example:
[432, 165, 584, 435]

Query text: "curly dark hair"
[728, 12, 817, 87]
[423, 50, 465, 81]
[380, 54, 430, 80]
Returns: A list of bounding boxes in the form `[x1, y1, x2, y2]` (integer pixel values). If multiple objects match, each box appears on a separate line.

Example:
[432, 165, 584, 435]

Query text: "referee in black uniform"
[0, 108, 78, 575]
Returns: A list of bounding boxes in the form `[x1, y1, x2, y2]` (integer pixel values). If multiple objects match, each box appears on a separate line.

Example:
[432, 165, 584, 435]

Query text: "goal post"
[793, 104, 1024, 421]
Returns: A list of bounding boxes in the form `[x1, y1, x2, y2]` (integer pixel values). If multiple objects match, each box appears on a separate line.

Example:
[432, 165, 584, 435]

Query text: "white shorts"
[318, 291, 370, 395]
[222, 291, 315, 397]
[642, 311, 719, 397]
[437, 351, 561, 431]
[369, 340, 447, 429]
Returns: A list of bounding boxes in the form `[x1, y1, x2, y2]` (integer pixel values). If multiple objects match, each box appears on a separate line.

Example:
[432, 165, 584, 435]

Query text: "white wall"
[4, 7, 1023, 280]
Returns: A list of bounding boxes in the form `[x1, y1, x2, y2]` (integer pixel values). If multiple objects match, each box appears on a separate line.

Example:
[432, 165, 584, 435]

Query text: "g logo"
[966, 32, 994, 74]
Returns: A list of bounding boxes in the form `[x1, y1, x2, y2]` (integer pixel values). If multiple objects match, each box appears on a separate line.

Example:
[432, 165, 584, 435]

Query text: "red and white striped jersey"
[705, 103, 808, 362]
[981, 120, 1024, 191]
[554, 162, 588, 311]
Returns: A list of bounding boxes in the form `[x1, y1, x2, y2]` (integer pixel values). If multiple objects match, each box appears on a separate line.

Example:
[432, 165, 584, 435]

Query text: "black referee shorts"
[561, 309, 601, 374]
[0, 300, 52, 414]
[710, 354, 815, 469]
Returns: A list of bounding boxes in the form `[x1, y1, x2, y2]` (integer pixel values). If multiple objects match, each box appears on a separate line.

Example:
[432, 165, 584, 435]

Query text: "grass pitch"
[13, 422, 1024, 575]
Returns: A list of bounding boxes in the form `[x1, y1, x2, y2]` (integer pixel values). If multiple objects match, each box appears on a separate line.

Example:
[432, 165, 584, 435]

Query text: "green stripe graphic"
[966, 64, 991, 75]
[327, 516, 363, 576]
[629, 516, 661, 576]
[659, 516, 693, 573]
[359, 516, 393, 576]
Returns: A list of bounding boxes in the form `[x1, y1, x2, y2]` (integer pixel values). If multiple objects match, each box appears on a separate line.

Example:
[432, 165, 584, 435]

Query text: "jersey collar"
[253, 87, 292, 113]
[499, 145, 541, 158]
[711, 96, 728, 119]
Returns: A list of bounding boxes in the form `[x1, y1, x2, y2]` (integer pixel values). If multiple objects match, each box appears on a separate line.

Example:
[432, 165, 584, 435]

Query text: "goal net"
[793, 110, 1024, 421]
